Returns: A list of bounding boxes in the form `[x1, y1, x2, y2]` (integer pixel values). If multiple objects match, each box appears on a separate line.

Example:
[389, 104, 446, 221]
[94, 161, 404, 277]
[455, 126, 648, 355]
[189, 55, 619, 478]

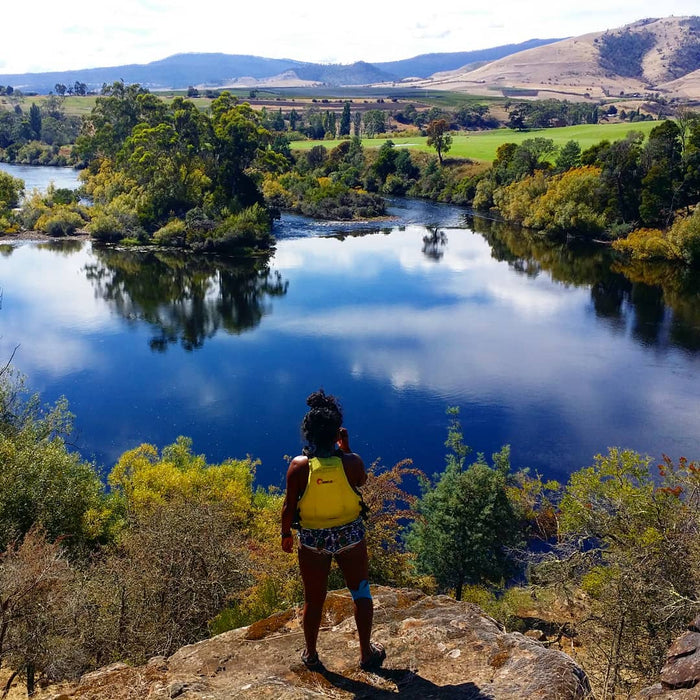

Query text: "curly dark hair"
[301, 389, 343, 455]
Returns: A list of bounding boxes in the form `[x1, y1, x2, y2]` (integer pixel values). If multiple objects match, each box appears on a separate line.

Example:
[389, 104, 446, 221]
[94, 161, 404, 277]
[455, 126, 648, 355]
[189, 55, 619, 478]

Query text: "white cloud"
[2, 1, 698, 74]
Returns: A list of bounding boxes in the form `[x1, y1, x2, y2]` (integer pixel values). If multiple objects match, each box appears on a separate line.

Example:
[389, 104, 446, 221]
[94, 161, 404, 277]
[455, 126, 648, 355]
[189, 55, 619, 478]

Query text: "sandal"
[301, 649, 323, 670]
[360, 642, 386, 671]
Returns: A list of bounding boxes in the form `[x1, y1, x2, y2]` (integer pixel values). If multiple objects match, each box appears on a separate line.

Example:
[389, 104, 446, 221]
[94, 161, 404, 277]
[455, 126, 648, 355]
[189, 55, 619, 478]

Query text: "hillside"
[0, 42, 559, 94]
[410, 16, 700, 101]
[373, 39, 561, 78]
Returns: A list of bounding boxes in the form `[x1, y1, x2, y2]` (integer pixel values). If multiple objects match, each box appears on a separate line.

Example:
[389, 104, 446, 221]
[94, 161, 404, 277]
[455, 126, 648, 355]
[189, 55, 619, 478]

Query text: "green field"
[291, 121, 661, 162]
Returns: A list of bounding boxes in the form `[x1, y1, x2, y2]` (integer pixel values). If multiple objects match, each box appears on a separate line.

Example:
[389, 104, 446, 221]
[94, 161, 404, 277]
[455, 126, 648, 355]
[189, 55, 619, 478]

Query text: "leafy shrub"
[0, 171, 24, 211]
[189, 203, 273, 253]
[153, 219, 187, 247]
[87, 200, 145, 242]
[666, 207, 700, 265]
[493, 171, 549, 225]
[473, 177, 496, 210]
[528, 166, 607, 237]
[37, 207, 85, 237]
[612, 228, 681, 261]
[87, 212, 124, 242]
[0, 214, 20, 234]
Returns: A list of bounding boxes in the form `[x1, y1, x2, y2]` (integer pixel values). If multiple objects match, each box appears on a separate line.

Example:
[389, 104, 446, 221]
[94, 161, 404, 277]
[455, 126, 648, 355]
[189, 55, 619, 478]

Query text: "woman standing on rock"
[281, 389, 385, 671]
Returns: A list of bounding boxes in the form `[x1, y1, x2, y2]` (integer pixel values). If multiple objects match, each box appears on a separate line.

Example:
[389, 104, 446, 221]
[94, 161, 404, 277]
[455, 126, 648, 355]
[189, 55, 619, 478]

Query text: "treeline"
[1, 372, 698, 698]
[0, 95, 80, 165]
[471, 114, 700, 266]
[0, 82, 395, 248]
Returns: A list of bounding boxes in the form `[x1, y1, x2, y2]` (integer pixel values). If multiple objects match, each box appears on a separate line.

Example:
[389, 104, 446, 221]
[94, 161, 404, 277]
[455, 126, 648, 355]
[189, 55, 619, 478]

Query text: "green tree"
[406, 409, 522, 600]
[28, 103, 42, 140]
[425, 119, 452, 165]
[339, 101, 351, 136]
[352, 111, 362, 136]
[0, 171, 24, 211]
[555, 139, 582, 173]
[209, 92, 271, 211]
[0, 371, 108, 555]
[372, 139, 398, 184]
[362, 110, 386, 138]
[288, 109, 299, 131]
[76, 81, 168, 162]
[640, 120, 683, 227]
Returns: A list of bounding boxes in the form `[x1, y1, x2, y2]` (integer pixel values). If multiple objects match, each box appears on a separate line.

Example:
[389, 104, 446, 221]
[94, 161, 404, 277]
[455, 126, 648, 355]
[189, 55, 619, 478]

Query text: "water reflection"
[37, 240, 85, 256]
[83, 248, 289, 351]
[421, 227, 448, 261]
[470, 215, 700, 353]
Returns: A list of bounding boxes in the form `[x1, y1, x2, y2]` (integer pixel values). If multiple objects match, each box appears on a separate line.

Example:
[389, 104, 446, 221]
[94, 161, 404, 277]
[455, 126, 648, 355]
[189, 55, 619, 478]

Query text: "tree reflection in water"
[84, 248, 288, 351]
[468, 214, 700, 353]
[422, 227, 448, 261]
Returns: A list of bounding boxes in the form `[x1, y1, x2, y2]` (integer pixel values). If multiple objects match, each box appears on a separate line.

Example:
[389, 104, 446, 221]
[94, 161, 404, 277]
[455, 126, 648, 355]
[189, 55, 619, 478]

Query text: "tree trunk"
[26, 663, 35, 697]
[1, 670, 18, 700]
[455, 576, 463, 601]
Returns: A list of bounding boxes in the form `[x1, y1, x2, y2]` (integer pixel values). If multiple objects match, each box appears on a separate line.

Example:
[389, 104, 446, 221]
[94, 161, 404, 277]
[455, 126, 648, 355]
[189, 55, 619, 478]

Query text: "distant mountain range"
[0, 39, 559, 94]
[2, 18, 699, 101]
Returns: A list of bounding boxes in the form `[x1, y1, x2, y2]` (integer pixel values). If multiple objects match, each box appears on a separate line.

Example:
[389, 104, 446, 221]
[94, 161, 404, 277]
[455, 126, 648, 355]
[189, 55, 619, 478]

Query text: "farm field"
[290, 120, 660, 162]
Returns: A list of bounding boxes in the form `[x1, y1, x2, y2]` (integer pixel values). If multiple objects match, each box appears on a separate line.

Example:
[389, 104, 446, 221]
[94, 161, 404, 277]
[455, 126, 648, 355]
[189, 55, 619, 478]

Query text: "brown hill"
[410, 16, 700, 102]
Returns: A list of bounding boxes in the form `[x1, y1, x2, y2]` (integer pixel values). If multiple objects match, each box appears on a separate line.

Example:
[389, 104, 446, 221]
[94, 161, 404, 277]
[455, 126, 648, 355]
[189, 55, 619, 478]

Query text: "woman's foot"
[360, 641, 386, 671]
[301, 649, 323, 670]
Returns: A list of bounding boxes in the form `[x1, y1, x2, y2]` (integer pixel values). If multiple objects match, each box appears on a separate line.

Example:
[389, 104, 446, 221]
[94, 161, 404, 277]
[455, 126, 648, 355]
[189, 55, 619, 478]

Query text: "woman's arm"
[281, 456, 306, 552]
[343, 452, 367, 488]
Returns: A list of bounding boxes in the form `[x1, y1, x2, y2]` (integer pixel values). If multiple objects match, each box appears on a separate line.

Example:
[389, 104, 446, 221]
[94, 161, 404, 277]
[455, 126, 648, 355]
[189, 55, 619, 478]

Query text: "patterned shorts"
[298, 517, 365, 556]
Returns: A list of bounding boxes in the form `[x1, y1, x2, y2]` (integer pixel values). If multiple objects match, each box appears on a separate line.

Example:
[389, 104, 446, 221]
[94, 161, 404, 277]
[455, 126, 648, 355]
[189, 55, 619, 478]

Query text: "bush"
[87, 200, 145, 243]
[473, 177, 495, 210]
[36, 206, 85, 237]
[528, 166, 607, 237]
[667, 207, 700, 265]
[189, 203, 273, 253]
[153, 218, 187, 247]
[612, 227, 682, 261]
[0, 171, 24, 211]
[86, 212, 124, 242]
[493, 171, 549, 225]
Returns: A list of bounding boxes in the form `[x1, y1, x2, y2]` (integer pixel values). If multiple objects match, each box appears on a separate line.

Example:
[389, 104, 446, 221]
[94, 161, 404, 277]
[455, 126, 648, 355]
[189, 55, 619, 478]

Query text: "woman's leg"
[298, 545, 332, 659]
[335, 539, 374, 663]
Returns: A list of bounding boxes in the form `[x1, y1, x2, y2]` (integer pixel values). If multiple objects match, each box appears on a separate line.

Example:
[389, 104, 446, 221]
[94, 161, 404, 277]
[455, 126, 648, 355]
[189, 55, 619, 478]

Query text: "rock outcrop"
[636, 614, 700, 699]
[54, 587, 590, 699]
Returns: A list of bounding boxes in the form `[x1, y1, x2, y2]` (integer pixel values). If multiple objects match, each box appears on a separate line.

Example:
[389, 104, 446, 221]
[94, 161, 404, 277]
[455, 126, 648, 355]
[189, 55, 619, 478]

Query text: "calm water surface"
[1, 194, 700, 489]
[0, 162, 81, 193]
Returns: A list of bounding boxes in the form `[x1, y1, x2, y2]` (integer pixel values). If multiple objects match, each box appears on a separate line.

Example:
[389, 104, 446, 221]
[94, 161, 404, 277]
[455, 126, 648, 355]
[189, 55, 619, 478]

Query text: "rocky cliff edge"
[51, 587, 590, 700]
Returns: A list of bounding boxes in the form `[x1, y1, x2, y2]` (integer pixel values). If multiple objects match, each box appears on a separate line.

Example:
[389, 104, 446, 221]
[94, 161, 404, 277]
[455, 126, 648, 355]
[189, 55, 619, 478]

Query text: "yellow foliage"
[612, 227, 682, 261]
[493, 171, 548, 225]
[581, 565, 617, 598]
[108, 436, 257, 523]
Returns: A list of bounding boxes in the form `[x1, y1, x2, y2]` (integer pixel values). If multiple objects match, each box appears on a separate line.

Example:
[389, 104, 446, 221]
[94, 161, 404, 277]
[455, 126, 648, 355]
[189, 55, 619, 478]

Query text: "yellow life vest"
[297, 456, 362, 529]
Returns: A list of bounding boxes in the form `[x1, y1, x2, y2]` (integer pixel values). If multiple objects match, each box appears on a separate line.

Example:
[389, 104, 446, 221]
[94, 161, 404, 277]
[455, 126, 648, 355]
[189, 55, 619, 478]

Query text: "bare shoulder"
[287, 454, 308, 475]
[342, 452, 367, 487]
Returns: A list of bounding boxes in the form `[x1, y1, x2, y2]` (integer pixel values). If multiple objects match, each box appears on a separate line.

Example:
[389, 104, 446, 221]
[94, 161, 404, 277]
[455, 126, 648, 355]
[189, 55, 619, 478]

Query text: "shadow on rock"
[317, 666, 492, 699]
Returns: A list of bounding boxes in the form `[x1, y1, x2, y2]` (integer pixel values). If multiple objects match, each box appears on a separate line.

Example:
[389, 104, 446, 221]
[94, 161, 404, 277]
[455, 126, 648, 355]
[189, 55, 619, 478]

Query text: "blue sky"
[3, 0, 699, 74]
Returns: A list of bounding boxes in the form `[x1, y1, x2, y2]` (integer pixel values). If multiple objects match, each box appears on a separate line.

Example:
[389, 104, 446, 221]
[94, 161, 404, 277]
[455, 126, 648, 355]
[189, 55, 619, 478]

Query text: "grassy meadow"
[291, 120, 660, 162]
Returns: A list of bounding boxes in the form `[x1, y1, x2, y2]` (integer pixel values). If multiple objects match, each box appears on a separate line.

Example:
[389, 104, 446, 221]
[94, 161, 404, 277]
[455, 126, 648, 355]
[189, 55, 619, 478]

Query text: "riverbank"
[0, 229, 89, 242]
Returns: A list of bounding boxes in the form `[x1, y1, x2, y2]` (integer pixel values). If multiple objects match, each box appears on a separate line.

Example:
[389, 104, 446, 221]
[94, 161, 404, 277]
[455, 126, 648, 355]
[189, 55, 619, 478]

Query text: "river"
[1, 166, 699, 489]
[0, 162, 82, 193]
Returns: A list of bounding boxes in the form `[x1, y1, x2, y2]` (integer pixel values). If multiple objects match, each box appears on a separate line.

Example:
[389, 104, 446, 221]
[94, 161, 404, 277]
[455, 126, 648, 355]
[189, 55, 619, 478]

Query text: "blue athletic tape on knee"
[350, 579, 372, 601]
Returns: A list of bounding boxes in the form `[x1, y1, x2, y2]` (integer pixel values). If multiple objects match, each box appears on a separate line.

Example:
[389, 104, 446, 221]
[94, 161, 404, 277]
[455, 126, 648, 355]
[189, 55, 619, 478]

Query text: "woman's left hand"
[337, 427, 350, 453]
